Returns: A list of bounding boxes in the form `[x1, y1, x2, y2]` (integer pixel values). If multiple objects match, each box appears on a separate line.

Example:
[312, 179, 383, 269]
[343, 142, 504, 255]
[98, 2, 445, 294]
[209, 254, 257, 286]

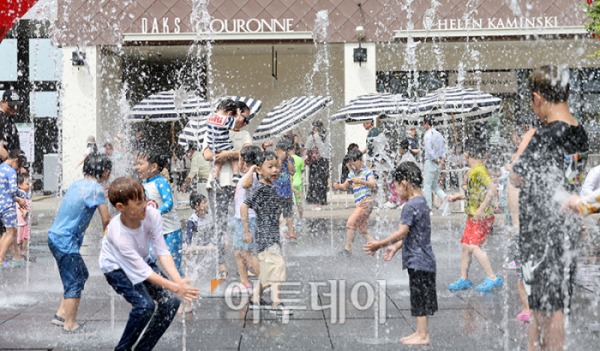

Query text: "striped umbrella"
[178, 96, 262, 146]
[253, 96, 332, 141]
[406, 87, 502, 126]
[331, 93, 409, 124]
[129, 90, 210, 122]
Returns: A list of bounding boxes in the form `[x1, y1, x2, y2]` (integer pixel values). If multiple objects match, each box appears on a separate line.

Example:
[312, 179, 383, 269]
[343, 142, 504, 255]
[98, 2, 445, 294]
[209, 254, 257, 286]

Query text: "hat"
[2, 89, 23, 108]
[86, 135, 96, 144]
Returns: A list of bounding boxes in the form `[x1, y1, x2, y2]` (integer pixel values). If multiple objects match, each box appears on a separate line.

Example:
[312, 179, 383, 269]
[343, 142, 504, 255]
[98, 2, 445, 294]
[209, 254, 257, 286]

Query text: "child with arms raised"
[100, 177, 199, 350]
[364, 161, 437, 345]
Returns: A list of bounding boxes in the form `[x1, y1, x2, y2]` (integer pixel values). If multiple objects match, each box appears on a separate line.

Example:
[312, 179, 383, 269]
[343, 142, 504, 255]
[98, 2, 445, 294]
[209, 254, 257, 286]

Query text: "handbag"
[305, 135, 322, 165]
[521, 243, 548, 295]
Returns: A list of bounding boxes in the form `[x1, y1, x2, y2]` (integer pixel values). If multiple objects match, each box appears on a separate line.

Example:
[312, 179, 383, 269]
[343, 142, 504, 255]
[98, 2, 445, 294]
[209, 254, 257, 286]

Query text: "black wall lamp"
[71, 46, 86, 67]
[353, 25, 366, 66]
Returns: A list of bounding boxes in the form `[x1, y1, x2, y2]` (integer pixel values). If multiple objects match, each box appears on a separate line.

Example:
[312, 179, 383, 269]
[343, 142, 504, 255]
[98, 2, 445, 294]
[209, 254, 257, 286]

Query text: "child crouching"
[364, 162, 437, 345]
[99, 177, 199, 350]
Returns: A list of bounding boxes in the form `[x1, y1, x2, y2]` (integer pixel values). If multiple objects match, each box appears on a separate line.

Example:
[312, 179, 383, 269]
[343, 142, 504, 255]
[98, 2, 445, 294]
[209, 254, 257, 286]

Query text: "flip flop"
[51, 314, 65, 327]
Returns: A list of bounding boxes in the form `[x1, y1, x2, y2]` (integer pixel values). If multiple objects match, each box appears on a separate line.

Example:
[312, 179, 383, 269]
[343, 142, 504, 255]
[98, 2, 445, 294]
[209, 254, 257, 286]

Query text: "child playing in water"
[136, 148, 183, 276]
[0, 150, 29, 269]
[185, 192, 215, 252]
[232, 146, 262, 295]
[274, 139, 296, 240]
[48, 153, 111, 335]
[16, 173, 30, 258]
[364, 161, 437, 345]
[241, 151, 292, 315]
[206, 99, 248, 184]
[447, 139, 503, 292]
[99, 177, 199, 350]
[333, 149, 376, 256]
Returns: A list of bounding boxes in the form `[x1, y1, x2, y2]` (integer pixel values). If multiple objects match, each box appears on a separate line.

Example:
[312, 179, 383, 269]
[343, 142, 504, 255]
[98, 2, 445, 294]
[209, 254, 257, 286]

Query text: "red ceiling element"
[0, 0, 39, 43]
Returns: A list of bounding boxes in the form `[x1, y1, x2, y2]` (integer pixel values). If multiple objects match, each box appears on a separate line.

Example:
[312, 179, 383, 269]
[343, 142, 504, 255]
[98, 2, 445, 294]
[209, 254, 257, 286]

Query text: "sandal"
[269, 302, 294, 316]
[248, 298, 270, 310]
[217, 270, 228, 280]
[62, 324, 96, 336]
[51, 314, 65, 327]
[232, 284, 252, 296]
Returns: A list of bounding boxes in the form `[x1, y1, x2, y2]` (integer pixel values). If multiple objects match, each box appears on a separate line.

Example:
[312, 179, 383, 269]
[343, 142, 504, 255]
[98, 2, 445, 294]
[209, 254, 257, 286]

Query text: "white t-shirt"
[99, 207, 170, 285]
[234, 171, 258, 219]
[581, 165, 600, 197]
[203, 130, 252, 188]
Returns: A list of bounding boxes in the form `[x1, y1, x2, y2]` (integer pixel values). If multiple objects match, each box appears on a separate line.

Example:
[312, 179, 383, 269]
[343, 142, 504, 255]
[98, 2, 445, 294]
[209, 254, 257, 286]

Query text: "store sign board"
[140, 17, 295, 34]
[448, 71, 518, 94]
[432, 16, 558, 31]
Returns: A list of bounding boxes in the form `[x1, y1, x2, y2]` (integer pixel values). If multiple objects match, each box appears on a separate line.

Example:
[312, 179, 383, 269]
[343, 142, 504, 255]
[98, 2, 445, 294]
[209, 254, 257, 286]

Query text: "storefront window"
[29, 38, 62, 81]
[0, 39, 18, 81]
[29, 91, 58, 118]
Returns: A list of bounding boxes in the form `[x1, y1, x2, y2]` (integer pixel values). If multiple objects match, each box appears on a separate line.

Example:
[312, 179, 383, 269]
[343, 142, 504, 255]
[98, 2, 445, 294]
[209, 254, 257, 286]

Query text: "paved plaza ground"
[1, 196, 600, 350]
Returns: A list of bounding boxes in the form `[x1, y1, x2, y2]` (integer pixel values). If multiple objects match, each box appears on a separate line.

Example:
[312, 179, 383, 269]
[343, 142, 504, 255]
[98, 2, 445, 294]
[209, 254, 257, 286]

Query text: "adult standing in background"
[180, 143, 210, 193]
[422, 116, 446, 210]
[305, 120, 330, 211]
[361, 119, 379, 159]
[0, 89, 22, 161]
[202, 100, 252, 279]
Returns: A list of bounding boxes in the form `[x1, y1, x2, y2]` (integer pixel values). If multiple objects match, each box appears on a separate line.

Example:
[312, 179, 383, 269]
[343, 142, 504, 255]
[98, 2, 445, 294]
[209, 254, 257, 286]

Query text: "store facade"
[54, 0, 598, 187]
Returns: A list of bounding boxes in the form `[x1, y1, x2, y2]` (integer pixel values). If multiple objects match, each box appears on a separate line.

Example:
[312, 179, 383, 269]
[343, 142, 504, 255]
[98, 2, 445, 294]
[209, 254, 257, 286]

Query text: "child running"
[241, 151, 292, 315]
[99, 177, 199, 350]
[0, 150, 29, 269]
[274, 139, 296, 240]
[16, 173, 31, 261]
[136, 148, 184, 276]
[185, 192, 216, 252]
[364, 161, 437, 345]
[333, 149, 376, 256]
[447, 139, 503, 292]
[232, 146, 262, 295]
[206, 99, 248, 185]
[48, 153, 112, 335]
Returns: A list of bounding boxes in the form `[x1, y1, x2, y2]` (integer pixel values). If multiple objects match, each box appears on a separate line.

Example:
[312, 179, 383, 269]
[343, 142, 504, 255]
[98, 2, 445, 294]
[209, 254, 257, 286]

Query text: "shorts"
[163, 230, 183, 276]
[0, 208, 17, 228]
[278, 195, 294, 219]
[528, 263, 575, 313]
[48, 239, 89, 299]
[257, 243, 286, 288]
[347, 202, 373, 233]
[232, 217, 257, 250]
[293, 185, 303, 204]
[17, 224, 28, 243]
[460, 216, 495, 246]
[408, 268, 438, 317]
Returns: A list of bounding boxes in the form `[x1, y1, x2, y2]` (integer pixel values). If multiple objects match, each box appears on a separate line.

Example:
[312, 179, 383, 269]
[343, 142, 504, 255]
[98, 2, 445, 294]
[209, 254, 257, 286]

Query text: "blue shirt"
[424, 128, 445, 161]
[48, 180, 106, 254]
[0, 163, 25, 211]
[143, 175, 181, 235]
[400, 196, 436, 273]
[274, 157, 294, 198]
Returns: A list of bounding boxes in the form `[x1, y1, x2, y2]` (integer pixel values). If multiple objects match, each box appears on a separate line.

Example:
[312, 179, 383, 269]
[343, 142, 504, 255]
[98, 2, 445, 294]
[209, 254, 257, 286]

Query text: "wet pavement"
[1, 197, 600, 350]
